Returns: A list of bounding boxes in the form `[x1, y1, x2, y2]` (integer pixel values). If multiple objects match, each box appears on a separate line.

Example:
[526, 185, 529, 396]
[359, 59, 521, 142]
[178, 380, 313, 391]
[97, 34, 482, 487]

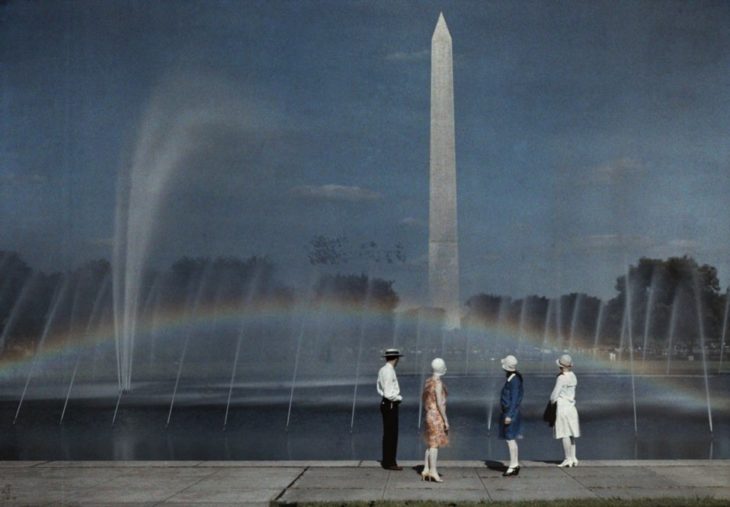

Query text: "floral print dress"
[422, 377, 449, 447]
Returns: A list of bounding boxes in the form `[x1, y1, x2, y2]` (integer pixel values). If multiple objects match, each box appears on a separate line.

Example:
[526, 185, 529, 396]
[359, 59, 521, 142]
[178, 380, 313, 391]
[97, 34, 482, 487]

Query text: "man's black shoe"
[383, 464, 403, 471]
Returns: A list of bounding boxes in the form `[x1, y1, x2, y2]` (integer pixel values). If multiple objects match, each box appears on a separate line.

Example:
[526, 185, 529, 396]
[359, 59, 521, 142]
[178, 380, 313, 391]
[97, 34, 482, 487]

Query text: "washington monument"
[429, 13, 460, 328]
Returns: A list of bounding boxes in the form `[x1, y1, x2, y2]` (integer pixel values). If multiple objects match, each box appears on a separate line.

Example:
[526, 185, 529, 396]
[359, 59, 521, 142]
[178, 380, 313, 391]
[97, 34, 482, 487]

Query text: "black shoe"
[503, 466, 520, 477]
[383, 464, 403, 471]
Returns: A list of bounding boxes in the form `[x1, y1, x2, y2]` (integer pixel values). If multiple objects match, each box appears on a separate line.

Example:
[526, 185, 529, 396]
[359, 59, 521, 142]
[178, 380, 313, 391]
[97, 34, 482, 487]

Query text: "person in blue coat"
[499, 354, 523, 477]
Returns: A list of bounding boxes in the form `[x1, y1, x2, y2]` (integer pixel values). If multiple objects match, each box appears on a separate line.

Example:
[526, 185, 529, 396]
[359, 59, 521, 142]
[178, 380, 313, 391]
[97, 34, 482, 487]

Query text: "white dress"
[550, 371, 580, 439]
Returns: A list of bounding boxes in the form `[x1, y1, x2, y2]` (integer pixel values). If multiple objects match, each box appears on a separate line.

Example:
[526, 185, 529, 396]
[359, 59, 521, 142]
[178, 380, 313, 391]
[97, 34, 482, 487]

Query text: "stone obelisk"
[429, 13, 460, 328]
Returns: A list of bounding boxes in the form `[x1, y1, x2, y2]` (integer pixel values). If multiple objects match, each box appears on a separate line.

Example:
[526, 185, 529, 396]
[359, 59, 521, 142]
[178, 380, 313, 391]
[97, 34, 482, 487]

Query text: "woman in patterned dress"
[421, 358, 449, 482]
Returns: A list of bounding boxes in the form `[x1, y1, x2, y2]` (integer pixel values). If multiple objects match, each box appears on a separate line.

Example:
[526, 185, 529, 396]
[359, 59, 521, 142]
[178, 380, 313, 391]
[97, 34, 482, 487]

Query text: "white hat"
[431, 357, 447, 376]
[557, 354, 573, 368]
[500, 355, 518, 372]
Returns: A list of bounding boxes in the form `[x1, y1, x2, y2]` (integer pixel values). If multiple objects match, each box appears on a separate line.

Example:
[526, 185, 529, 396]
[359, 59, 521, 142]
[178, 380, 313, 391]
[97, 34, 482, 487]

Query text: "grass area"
[296, 499, 729, 507]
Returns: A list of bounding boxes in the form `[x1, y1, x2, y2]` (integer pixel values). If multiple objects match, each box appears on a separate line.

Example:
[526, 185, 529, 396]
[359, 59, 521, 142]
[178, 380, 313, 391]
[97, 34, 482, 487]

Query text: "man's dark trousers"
[380, 398, 399, 466]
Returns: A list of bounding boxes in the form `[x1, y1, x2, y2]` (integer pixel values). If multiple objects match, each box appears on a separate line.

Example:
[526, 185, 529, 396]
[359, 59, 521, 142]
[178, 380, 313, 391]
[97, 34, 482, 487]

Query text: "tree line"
[464, 256, 728, 354]
[0, 251, 399, 354]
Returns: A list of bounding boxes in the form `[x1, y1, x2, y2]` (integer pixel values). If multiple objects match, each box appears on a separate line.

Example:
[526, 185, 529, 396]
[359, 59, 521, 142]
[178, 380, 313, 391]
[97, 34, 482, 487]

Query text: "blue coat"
[498, 372, 523, 440]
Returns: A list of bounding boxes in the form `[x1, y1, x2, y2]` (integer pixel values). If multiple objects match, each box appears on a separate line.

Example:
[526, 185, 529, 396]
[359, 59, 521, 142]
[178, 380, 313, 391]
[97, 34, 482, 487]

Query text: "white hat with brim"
[557, 354, 573, 368]
[501, 355, 518, 372]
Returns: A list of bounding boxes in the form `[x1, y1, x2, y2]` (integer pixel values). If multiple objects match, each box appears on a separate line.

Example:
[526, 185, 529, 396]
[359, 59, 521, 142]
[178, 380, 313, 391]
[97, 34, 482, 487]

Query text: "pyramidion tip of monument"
[433, 12, 451, 39]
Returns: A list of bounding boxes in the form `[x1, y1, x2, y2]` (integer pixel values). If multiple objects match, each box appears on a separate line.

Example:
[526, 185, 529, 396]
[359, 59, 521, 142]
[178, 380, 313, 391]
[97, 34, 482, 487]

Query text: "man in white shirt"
[377, 348, 403, 470]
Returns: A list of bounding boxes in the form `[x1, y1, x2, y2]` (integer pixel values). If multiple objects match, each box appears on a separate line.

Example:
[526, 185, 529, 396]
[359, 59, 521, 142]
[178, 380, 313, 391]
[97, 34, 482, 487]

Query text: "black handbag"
[543, 401, 557, 427]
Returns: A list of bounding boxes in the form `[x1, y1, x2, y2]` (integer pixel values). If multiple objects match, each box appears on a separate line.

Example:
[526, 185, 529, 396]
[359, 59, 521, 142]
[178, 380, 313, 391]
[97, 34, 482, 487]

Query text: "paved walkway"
[0, 460, 728, 505]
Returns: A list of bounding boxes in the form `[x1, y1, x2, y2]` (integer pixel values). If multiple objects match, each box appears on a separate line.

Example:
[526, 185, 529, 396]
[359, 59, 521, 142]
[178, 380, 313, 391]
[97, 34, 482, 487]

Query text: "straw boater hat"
[501, 355, 518, 372]
[557, 354, 573, 368]
[382, 348, 404, 359]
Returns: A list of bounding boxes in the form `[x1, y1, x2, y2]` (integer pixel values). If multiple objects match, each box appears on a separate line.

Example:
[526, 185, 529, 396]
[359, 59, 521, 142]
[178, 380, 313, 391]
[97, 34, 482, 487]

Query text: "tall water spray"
[113, 76, 256, 392]
[592, 300, 605, 359]
[692, 272, 713, 433]
[666, 293, 679, 375]
[641, 271, 658, 364]
[568, 294, 582, 351]
[625, 267, 638, 434]
[14, 278, 69, 424]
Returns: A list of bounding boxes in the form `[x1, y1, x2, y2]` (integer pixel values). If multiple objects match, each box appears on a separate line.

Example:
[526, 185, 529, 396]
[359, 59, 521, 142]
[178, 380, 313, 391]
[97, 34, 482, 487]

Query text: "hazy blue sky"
[2, 0, 729, 304]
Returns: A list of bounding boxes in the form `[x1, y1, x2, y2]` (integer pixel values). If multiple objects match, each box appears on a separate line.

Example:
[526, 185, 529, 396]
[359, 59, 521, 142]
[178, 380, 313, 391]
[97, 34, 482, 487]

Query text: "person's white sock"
[570, 442, 577, 462]
[562, 437, 572, 460]
[429, 447, 439, 476]
[423, 449, 430, 473]
[507, 439, 519, 468]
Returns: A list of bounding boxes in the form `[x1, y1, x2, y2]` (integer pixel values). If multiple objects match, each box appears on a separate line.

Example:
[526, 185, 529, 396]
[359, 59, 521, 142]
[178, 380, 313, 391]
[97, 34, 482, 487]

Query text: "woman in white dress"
[550, 354, 580, 467]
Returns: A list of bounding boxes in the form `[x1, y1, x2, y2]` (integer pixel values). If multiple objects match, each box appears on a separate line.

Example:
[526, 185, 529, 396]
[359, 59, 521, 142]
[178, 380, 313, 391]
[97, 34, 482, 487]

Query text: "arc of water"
[350, 274, 374, 432]
[114, 104, 237, 392]
[223, 319, 246, 429]
[111, 389, 124, 426]
[392, 312, 400, 348]
[540, 299, 554, 373]
[139, 274, 161, 369]
[719, 287, 729, 374]
[555, 296, 563, 351]
[14, 278, 69, 424]
[517, 298, 527, 353]
[148, 282, 164, 368]
[666, 293, 679, 375]
[625, 267, 638, 435]
[285, 313, 306, 431]
[496, 297, 511, 349]
[224, 271, 266, 429]
[592, 301, 605, 361]
[568, 294, 582, 352]
[641, 271, 658, 364]
[692, 272, 713, 433]
[60, 274, 111, 424]
[166, 263, 213, 427]
[464, 322, 472, 375]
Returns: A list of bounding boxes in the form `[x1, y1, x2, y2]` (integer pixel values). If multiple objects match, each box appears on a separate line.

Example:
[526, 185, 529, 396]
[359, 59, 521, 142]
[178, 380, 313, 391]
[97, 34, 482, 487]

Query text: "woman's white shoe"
[557, 459, 575, 468]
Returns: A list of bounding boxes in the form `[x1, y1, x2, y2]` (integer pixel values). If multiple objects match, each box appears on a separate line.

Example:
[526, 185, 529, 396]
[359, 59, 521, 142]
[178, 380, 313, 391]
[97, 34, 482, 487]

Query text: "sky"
[2, 0, 730, 305]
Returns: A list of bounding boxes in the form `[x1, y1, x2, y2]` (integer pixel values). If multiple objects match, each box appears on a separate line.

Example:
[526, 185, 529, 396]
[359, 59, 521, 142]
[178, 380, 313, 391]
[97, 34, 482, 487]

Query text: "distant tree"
[314, 273, 399, 311]
[464, 294, 502, 325]
[609, 256, 723, 352]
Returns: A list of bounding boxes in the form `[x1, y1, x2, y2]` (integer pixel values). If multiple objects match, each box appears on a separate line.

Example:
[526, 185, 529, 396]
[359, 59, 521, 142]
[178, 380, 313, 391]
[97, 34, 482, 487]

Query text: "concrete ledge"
[0, 461, 727, 505]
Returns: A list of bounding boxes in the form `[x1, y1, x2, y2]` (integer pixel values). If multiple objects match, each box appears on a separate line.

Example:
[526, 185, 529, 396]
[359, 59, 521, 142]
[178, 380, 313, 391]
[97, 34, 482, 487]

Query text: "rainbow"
[0, 298, 726, 414]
